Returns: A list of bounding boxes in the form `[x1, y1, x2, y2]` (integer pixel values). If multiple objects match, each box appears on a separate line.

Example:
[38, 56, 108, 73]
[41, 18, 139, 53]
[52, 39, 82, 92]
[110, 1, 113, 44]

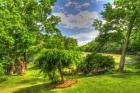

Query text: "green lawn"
[0, 53, 140, 93]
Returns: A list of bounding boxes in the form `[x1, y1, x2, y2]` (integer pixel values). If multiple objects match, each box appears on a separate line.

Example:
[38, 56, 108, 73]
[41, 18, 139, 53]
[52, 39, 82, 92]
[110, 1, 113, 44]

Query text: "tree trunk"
[119, 16, 136, 72]
[7, 65, 14, 75]
[23, 52, 28, 70]
[58, 68, 64, 83]
[18, 61, 26, 76]
[119, 30, 131, 72]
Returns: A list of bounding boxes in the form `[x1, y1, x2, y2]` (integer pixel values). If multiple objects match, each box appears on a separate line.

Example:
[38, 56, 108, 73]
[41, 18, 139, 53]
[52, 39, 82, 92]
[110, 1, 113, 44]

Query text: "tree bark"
[58, 68, 64, 83]
[119, 16, 136, 72]
[7, 65, 14, 75]
[17, 61, 26, 75]
[23, 52, 28, 70]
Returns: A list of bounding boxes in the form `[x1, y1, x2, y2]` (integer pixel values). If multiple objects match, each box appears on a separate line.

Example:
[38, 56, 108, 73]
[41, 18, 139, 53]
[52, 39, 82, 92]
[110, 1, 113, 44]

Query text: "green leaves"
[78, 52, 115, 74]
[36, 49, 82, 67]
[0, 0, 60, 70]
[92, 0, 140, 54]
[36, 49, 82, 82]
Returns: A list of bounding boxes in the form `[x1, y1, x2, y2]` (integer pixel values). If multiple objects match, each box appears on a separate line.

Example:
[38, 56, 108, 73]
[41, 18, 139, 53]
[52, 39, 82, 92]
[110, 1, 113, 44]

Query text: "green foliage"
[0, 54, 139, 93]
[0, 0, 60, 75]
[0, 63, 4, 75]
[92, 0, 140, 71]
[0, 62, 7, 82]
[36, 49, 82, 83]
[44, 35, 64, 49]
[128, 30, 140, 54]
[63, 36, 78, 50]
[130, 55, 140, 69]
[0, 76, 6, 82]
[90, 0, 140, 56]
[78, 52, 115, 74]
[44, 35, 78, 50]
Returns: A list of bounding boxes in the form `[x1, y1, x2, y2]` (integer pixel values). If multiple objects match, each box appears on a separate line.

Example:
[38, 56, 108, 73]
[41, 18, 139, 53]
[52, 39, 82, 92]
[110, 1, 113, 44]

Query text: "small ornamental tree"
[36, 49, 82, 83]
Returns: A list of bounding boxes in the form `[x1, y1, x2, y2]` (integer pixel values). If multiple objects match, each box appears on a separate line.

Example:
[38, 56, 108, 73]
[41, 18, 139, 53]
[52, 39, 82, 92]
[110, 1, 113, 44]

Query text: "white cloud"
[71, 30, 99, 40]
[96, 0, 114, 3]
[78, 40, 92, 46]
[70, 30, 99, 46]
[75, 3, 90, 9]
[65, 2, 90, 8]
[65, 1, 73, 7]
[112, 4, 115, 8]
[53, 11, 99, 29]
[96, 0, 107, 2]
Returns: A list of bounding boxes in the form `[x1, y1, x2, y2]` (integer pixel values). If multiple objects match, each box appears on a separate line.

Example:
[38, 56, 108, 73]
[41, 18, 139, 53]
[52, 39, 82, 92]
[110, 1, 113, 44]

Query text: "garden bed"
[56, 80, 77, 88]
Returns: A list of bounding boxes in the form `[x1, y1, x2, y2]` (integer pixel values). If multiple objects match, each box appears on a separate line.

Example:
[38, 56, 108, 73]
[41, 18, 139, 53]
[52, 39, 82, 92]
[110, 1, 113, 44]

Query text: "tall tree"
[93, 0, 140, 72]
[0, 0, 60, 75]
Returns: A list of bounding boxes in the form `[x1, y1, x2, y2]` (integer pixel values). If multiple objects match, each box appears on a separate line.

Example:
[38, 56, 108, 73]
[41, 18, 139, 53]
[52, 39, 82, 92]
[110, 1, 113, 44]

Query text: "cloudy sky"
[52, 0, 113, 46]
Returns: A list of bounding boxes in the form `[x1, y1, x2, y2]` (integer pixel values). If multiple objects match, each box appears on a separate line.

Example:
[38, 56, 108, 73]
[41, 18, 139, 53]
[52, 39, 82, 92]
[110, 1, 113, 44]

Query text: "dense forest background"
[81, 30, 140, 54]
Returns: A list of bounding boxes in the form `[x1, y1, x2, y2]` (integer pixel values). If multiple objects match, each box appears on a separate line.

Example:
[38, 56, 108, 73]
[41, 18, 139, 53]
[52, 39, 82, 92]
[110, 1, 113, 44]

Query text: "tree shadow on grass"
[70, 70, 140, 80]
[110, 71, 140, 79]
[13, 83, 56, 93]
[18, 77, 46, 84]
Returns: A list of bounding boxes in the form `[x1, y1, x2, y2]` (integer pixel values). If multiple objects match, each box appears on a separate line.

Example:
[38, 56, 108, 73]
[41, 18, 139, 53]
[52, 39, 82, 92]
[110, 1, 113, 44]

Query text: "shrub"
[131, 55, 140, 69]
[36, 49, 82, 83]
[78, 52, 115, 74]
[0, 61, 6, 75]
[0, 76, 7, 82]
[0, 63, 7, 82]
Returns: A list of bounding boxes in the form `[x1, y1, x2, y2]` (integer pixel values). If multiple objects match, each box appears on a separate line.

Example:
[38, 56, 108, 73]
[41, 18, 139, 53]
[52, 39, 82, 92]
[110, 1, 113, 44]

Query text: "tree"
[63, 37, 78, 50]
[44, 35, 78, 50]
[93, 0, 140, 72]
[36, 49, 82, 83]
[0, 0, 60, 75]
[44, 35, 64, 49]
[128, 30, 140, 54]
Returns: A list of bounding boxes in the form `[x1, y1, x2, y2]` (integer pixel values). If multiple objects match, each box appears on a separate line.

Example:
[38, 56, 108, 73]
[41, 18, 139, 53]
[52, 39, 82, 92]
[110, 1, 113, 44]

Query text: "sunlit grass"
[0, 53, 140, 93]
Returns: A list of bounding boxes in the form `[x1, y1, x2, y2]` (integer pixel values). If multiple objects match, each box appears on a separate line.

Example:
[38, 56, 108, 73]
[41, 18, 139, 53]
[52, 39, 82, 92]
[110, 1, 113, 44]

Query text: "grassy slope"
[0, 53, 140, 93]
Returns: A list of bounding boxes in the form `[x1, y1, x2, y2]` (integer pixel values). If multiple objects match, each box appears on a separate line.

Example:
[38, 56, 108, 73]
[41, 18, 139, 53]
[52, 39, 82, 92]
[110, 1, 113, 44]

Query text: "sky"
[52, 0, 113, 46]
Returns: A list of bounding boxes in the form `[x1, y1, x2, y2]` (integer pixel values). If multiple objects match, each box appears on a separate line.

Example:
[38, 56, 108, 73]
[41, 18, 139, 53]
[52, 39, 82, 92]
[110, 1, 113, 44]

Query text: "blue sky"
[52, 0, 113, 46]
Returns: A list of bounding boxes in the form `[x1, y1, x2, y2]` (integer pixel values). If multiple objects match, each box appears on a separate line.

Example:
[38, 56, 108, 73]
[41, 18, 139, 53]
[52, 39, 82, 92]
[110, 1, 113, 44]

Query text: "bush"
[36, 49, 82, 83]
[131, 55, 140, 69]
[0, 63, 7, 82]
[0, 62, 5, 75]
[78, 52, 115, 74]
[0, 76, 7, 82]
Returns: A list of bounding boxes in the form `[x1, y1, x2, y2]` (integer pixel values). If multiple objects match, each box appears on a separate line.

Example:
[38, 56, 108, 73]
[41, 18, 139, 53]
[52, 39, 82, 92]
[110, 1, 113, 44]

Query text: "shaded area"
[18, 78, 46, 84]
[110, 71, 140, 79]
[13, 83, 56, 93]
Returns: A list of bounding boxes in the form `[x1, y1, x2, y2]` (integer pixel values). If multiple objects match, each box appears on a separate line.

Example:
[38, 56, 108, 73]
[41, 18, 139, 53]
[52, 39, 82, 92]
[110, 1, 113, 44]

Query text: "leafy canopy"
[36, 49, 82, 82]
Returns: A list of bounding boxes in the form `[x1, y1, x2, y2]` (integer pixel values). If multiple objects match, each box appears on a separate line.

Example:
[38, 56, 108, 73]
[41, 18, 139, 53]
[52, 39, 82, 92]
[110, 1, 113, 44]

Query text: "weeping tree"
[36, 49, 82, 83]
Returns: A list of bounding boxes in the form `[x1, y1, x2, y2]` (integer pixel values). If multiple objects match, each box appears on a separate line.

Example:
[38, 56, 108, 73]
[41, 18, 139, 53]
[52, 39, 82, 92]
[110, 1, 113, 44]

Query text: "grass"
[0, 53, 140, 93]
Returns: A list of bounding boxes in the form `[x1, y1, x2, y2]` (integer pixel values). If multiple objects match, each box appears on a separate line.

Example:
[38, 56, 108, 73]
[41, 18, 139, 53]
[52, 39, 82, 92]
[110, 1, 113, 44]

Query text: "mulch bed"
[56, 80, 77, 88]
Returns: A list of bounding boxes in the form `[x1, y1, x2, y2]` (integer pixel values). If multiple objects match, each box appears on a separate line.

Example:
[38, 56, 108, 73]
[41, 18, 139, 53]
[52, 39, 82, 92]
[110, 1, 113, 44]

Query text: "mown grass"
[0, 53, 140, 93]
